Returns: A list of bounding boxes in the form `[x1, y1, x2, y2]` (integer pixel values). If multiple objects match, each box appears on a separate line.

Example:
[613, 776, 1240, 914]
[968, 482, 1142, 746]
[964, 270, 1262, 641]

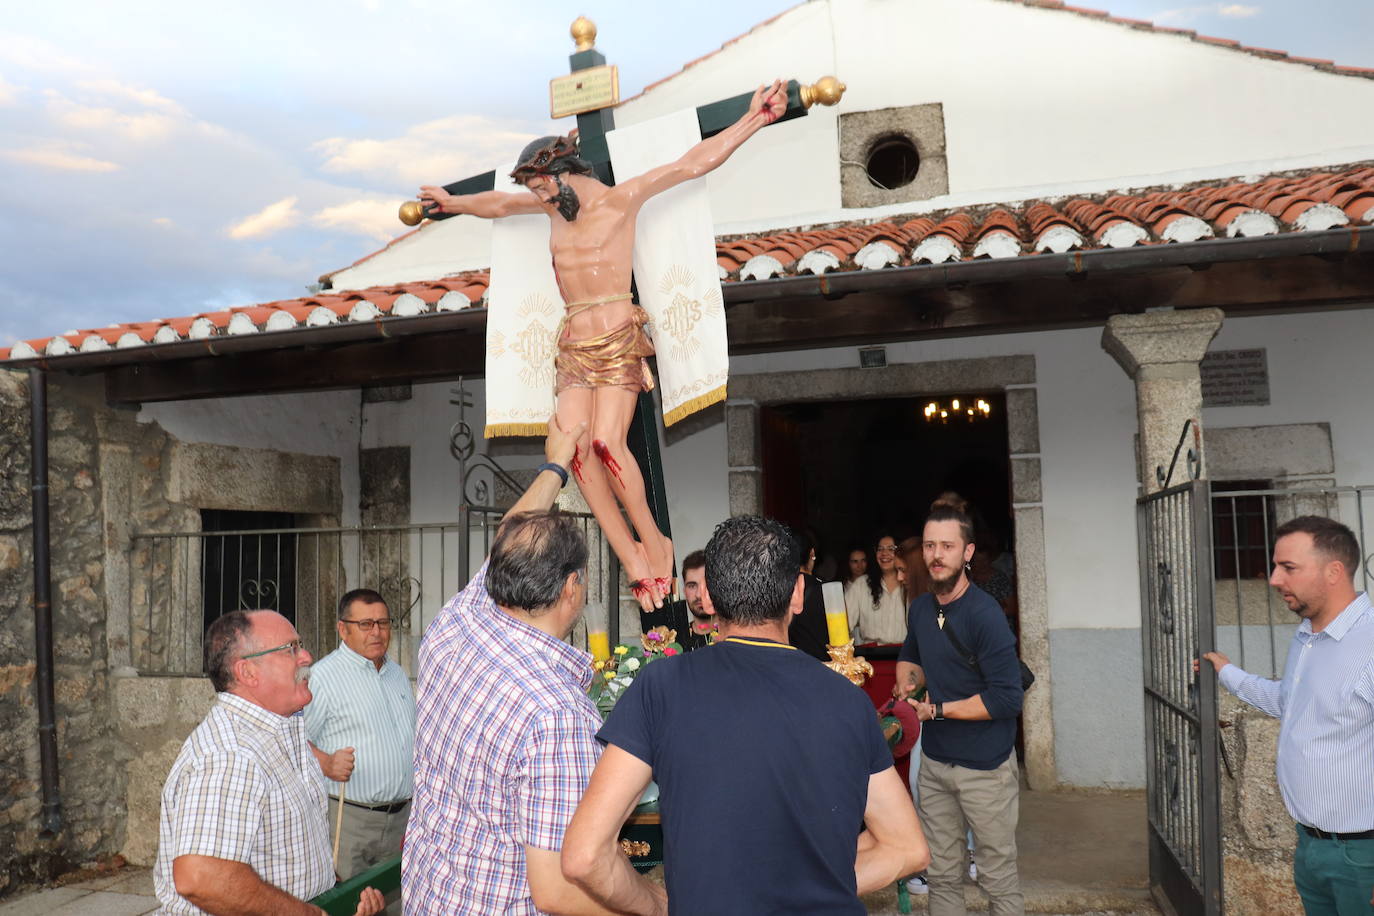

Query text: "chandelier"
[922, 397, 992, 423]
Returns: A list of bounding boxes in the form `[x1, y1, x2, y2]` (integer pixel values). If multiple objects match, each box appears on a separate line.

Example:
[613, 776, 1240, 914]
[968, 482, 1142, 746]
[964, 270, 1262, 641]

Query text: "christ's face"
[523, 174, 580, 221]
[524, 174, 559, 204]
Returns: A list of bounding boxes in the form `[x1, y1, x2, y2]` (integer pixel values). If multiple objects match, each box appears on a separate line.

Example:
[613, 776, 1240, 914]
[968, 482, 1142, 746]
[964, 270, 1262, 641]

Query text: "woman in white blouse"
[844, 533, 907, 644]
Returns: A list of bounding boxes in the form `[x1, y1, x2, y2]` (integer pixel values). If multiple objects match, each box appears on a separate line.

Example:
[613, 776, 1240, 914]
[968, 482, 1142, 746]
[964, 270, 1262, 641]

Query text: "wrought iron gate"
[1137, 479, 1222, 916]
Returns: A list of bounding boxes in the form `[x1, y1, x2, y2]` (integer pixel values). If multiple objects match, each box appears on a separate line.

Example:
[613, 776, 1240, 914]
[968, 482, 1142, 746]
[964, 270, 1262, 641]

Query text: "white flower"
[624, 657, 641, 672]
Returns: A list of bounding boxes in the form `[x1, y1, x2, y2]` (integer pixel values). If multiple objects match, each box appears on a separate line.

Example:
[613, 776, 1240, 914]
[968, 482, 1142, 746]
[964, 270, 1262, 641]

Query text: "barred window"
[1211, 481, 1274, 580]
[201, 510, 298, 631]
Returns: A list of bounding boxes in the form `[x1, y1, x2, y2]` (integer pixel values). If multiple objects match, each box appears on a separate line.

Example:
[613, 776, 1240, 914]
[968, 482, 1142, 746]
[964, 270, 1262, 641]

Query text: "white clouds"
[0, 73, 18, 105]
[45, 94, 181, 142]
[1154, 3, 1261, 24]
[228, 197, 301, 240]
[313, 114, 548, 186]
[0, 31, 92, 76]
[75, 78, 190, 116]
[313, 198, 404, 242]
[2, 144, 119, 172]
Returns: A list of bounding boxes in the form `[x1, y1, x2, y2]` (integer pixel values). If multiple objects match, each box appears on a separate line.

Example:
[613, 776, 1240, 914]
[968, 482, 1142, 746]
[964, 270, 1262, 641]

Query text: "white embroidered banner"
[484, 160, 561, 438]
[607, 109, 728, 426]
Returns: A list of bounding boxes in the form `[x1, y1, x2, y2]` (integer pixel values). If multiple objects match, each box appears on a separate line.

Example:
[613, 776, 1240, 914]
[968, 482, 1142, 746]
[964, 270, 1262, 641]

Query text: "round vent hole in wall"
[866, 134, 920, 190]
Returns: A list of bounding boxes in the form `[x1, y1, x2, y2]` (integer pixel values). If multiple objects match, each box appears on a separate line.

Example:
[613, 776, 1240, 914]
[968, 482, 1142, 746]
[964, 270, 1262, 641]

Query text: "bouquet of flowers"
[588, 625, 683, 718]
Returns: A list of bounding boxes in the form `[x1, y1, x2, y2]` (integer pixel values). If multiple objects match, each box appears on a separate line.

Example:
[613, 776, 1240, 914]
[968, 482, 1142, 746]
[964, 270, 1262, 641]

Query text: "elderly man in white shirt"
[305, 589, 417, 882]
[155, 610, 383, 916]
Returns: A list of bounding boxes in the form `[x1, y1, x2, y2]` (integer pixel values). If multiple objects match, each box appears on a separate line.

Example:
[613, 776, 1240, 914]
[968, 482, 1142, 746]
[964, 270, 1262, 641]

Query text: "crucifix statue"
[401, 19, 844, 615]
[417, 83, 785, 613]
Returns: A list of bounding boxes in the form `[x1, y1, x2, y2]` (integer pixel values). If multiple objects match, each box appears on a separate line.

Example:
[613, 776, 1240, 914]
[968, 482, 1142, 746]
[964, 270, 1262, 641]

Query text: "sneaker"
[968, 857, 978, 881]
[904, 875, 929, 894]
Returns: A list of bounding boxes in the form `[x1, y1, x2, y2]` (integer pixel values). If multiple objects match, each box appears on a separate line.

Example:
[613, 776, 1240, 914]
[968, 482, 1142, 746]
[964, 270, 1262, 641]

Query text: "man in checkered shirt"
[404, 419, 652, 915]
[153, 609, 384, 916]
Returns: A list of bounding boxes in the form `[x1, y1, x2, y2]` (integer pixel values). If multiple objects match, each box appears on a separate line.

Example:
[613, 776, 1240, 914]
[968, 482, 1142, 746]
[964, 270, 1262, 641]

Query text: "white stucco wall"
[139, 389, 363, 527]
[330, 0, 1374, 290]
[1205, 309, 1374, 487]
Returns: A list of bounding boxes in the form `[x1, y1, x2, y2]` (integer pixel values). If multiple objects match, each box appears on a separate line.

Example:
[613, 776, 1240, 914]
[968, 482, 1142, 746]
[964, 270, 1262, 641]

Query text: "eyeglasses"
[241, 639, 306, 660]
[875, 545, 898, 554]
[341, 617, 394, 632]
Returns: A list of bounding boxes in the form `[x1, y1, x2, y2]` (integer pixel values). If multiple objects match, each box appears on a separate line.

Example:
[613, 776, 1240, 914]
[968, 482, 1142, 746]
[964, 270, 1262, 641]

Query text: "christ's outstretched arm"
[418, 186, 545, 218]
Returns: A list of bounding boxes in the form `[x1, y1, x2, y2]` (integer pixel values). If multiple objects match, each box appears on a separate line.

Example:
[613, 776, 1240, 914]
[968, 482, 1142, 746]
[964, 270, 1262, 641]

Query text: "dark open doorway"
[760, 394, 1015, 576]
[759, 393, 1024, 757]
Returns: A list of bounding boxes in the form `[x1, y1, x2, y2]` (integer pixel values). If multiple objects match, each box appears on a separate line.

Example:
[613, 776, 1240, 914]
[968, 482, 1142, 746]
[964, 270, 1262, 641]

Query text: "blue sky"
[2, 0, 1371, 347]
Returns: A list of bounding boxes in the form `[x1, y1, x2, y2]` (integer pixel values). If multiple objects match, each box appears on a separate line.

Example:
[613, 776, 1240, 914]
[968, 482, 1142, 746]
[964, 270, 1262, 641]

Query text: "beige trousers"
[916, 752, 1024, 916]
[329, 797, 408, 914]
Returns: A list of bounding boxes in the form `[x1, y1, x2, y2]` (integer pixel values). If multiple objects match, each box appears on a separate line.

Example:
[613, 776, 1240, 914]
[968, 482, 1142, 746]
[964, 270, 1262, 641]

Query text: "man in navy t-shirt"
[896, 505, 1025, 916]
[562, 515, 929, 915]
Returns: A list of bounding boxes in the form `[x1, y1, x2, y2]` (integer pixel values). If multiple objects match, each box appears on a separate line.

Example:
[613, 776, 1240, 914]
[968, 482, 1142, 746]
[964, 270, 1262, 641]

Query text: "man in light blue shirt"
[1199, 515, 1374, 915]
[305, 589, 417, 882]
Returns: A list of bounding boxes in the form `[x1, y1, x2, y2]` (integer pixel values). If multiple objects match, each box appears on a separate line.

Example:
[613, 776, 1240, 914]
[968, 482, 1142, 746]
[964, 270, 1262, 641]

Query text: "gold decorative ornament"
[800, 76, 846, 109]
[620, 838, 651, 857]
[824, 641, 873, 687]
[641, 625, 678, 654]
[398, 200, 426, 227]
[571, 16, 597, 51]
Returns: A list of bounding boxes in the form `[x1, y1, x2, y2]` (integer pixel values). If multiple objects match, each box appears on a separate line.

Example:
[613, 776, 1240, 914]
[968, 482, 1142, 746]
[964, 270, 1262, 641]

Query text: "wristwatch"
[934, 702, 945, 721]
[535, 461, 569, 488]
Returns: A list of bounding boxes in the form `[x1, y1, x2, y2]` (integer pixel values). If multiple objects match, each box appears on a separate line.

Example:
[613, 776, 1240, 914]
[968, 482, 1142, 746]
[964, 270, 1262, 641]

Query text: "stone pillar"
[725, 400, 762, 517]
[1006, 386, 1056, 790]
[1101, 309, 1223, 491]
[94, 406, 141, 675]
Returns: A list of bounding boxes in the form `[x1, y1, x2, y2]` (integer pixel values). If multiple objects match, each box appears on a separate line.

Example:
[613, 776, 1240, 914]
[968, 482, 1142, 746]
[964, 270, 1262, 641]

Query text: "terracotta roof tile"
[9, 167, 1374, 362]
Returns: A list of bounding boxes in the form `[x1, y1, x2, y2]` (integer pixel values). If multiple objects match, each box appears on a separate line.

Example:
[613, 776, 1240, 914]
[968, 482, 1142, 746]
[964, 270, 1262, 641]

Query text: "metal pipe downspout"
[28, 367, 62, 835]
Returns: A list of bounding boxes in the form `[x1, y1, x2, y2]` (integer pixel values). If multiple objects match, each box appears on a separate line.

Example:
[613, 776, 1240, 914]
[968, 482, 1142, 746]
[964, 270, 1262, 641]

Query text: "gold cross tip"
[800, 76, 846, 108]
[571, 16, 597, 51]
[398, 200, 426, 226]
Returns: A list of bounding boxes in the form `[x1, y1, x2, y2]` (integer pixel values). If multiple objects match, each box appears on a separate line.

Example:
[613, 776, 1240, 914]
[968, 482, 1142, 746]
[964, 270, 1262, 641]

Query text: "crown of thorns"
[510, 135, 594, 182]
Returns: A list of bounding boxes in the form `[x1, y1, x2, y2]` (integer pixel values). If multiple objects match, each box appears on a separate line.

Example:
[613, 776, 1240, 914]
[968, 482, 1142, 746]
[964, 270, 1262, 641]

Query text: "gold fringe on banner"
[662, 384, 727, 428]
[485, 422, 550, 439]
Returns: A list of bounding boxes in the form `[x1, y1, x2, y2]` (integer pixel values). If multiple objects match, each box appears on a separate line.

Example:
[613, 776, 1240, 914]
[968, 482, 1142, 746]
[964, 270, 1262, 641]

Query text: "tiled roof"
[622, 0, 1374, 103]
[712, 165, 1374, 277]
[3, 274, 489, 361]
[5, 166, 1373, 362]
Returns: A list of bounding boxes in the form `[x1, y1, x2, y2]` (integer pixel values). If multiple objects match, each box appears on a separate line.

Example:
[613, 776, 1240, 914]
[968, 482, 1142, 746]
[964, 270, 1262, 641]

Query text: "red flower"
[663, 647, 678, 656]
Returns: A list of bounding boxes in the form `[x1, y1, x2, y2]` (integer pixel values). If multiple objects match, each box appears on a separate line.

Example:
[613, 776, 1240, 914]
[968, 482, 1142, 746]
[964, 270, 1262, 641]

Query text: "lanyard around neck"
[722, 636, 797, 650]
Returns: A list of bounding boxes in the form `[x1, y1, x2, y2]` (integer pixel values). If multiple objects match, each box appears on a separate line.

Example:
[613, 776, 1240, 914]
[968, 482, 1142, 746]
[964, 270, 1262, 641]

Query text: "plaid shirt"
[154, 692, 333, 915]
[403, 560, 602, 916]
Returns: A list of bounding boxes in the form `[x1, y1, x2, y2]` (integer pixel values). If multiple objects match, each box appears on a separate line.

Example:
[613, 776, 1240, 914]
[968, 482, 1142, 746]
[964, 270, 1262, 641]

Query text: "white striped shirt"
[303, 643, 417, 806]
[154, 692, 333, 915]
[1219, 592, 1374, 832]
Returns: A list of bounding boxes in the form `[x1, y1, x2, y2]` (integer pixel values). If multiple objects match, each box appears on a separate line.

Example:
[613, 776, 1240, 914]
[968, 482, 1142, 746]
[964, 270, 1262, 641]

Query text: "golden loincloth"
[555, 296, 656, 395]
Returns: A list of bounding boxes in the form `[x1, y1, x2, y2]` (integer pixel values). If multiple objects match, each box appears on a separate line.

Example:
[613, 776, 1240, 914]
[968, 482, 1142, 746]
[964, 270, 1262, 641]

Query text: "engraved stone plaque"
[1201, 348, 1270, 407]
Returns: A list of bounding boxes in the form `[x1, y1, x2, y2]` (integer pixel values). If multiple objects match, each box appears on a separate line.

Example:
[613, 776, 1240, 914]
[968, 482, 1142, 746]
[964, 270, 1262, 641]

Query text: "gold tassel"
[662, 384, 727, 428]
[484, 422, 550, 439]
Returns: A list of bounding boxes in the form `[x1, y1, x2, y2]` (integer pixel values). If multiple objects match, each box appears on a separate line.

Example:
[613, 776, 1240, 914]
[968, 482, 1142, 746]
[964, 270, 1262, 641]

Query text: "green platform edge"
[308, 799, 662, 912]
[310, 855, 401, 915]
